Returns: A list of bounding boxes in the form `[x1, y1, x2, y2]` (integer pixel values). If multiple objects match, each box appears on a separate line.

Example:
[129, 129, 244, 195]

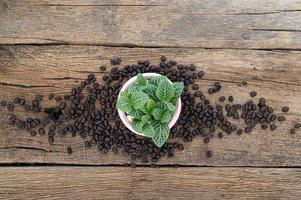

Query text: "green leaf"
[131, 109, 144, 119]
[138, 106, 149, 114]
[156, 102, 167, 110]
[116, 92, 132, 113]
[164, 101, 176, 112]
[152, 121, 169, 147]
[128, 85, 140, 93]
[152, 108, 163, 121]
[142, 123, 155, 138]
[137, 73, 148, 86]
[156, 77, 175, 102]
[146, 99, 155, 111]
[132, 120, 144, 133]
[152, 108, 172, 123]
[170, 82, 184, 104]
[160, 111, 172, 123]
[130, 91, 148, 109]
[141, 115, 150, 124]
[150, 76, 165, 86]
[143, 86, 157, 101]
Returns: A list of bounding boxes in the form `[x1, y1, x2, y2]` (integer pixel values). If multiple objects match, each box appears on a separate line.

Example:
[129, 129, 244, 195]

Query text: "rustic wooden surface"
[0, 167, 300, 200]
[0, 0, 301, 199]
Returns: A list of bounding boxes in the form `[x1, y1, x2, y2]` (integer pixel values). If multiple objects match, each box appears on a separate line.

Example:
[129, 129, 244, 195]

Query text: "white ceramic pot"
[117, 73, 182, 136]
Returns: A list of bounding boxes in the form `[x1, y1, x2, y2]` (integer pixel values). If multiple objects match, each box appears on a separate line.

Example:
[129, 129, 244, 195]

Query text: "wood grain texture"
[0, 0, 301, 48]
[0, 167, 300, 200]
[0, 45, 300, 166]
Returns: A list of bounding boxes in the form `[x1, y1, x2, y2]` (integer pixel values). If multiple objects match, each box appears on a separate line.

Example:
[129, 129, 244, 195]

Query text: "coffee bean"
[1, 100, 7, 107]
[250, 91, 257, 97]
[111, 57, 121, 65]
[218, 132, 223, 138]
[219, 96, 226, 102]
[160, 55, 167, 62]
[295, 123, 301, 129]
[277, 116, 286, 122]
[236, 129, 243, 135]
[270, 124, 277, 131]
[30, 130, 37, 136]
[290, 128, 296, 134]
[38, 128, 46, 136]
[261, 123, 268, 130]
[35, 95, 43, 101]
[48, 136, 54, 144]
[228, 96, 233, 102]
[192, 84, 199, 90]
[282, 107, 289, 113]
[48, 94, 54, 100]
[99, 66, 107, 71]
[206, 150, 212, 158]
[67, 146, 73, 154]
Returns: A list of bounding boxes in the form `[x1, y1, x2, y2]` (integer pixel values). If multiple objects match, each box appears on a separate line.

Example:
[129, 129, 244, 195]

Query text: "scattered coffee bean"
[282, 107, 289, 113]
[67, 146, 73, 154]
[206, 150, 212, 158]
[219, 96, 226, 102]
[192, 84, 199, 90]
[295, 123, 301, 129]
[99, 66, 107, 71]
[277, 116, 286, 122]
[250, 91, 257, 97]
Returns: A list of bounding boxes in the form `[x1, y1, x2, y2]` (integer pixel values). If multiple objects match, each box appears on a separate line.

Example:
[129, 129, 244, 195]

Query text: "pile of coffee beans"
[0, 56, 298, 163]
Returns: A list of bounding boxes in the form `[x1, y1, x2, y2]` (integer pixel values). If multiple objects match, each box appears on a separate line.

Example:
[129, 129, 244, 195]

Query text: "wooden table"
[0, 1, 301, 199]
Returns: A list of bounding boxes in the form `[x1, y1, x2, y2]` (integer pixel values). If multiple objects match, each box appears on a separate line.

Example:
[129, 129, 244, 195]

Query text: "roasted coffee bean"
[218, 132, 223, 138]
[277, 116, 286, 122]
[67, 146, 73, 154]
[14, 97, 20, 104]
[160, 55, 167, 62]
[219, 96, 226, 102]
[1, 100, 7, 107]
[236, 129, 243, 135]
[7, 103, 14, 112]
[261, 123, 268, 130]
[38, 128, 46, 136]
[35, 95, 43, 101]
[270, 124, 277, 131]
[30, 130, 37, 136]
[48, 136, 54, 144]
[282, 107, 289, 113]
[250, 91, 257, 97]
[192, 84, 199, 90]
[206, 150, 212, 158]
[295, 123, 301, 129]
[48, 94, 55, 100]
[290, 128, 296, 134]
[228, 96, 233, 102]
[111, 57, 121, 65]
[99, 66, 107, 71]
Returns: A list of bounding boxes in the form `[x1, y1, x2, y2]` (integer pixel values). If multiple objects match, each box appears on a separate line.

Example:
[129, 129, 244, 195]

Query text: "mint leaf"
[132, 120, 144, 133]
[128, 85, 140, 93]
[150, 76, 165, 86]
[137, 73, 148, 86]
[141, 115, 150, 124]
[117, 92, 132, 113]
[142, 123, 155, 138]
[131, 109, 144, 120]
[152, 108, 163, 121]
[152, 121, 169, 147]
[170, 82, 184, 103]
[152, 108, 172, 123]
[156, 102, 167, 110]
[160, 111, 172, 123]
[143, 86, 157, 101]
[164, 101, 176, 112]
[146, 99, 155, 111]
[156, 77, 174, 102]
[130, 91, 148, 109]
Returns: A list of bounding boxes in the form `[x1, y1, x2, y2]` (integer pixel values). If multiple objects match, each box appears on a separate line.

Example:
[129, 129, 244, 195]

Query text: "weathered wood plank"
[0, 167, 300, 200]
[0, 0, 301, 48]
[0, 45, 300, 166]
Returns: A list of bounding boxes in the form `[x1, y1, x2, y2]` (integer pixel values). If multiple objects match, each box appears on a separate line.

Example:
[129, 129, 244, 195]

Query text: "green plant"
[117, 74, 184, 147]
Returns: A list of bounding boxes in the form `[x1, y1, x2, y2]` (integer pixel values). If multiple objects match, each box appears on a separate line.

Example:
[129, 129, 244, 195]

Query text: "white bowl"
[117, 73, 182, 136]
